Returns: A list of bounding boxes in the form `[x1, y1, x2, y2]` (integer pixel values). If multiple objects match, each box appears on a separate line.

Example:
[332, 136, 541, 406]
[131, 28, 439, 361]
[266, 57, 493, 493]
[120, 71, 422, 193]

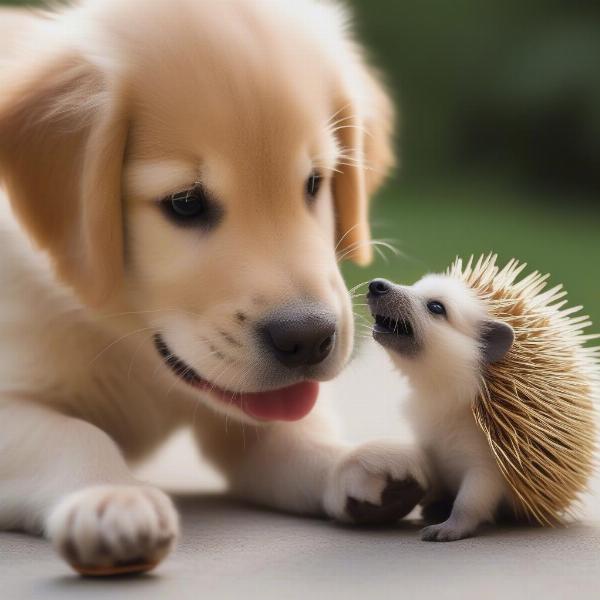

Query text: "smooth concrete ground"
[1, 342, 599, 599]
[4, 495, 600, 600]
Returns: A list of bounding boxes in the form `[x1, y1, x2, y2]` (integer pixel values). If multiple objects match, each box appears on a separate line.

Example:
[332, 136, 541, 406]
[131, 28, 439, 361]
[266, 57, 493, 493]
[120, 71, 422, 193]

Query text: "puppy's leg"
[0, 400, 179, 571]
[196, 404, 428, 525]
[420, 468, 505, 542]
[324, 438, 429, 525]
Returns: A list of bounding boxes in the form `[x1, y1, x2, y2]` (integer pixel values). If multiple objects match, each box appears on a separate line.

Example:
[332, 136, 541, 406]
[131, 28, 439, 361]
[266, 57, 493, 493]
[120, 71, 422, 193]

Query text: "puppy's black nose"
[260, 304, 336, 368]
[368, 279, 392, 297]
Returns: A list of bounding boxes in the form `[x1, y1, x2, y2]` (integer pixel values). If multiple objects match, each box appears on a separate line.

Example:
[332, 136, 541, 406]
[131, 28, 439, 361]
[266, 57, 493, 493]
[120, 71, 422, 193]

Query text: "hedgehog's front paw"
[47, 485, 179, 575]
[323, 441, 427, 525]
[421, 518, 476, 542]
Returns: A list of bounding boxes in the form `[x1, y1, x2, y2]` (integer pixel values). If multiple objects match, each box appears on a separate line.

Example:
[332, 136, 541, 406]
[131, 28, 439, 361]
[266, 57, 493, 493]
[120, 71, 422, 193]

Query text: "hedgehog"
[366, 254, 598, 542]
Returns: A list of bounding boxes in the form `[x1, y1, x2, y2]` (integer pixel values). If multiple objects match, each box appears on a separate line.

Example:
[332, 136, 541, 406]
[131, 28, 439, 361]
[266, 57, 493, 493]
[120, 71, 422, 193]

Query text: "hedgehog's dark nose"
[368, 279, 392, 297]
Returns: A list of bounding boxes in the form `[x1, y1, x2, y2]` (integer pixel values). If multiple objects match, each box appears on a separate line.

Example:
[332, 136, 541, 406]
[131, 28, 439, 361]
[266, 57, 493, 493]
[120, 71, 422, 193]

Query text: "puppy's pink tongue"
[241, 381, 319, 422]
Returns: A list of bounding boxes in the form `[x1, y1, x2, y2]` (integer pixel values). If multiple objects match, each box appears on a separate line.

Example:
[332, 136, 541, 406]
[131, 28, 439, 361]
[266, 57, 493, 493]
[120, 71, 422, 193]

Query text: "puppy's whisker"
[354, 317, 373, 328]
[350, 292, 370, 301]
[311, 163, 343, 175]
[335, 222, 362, 253]
[354, 319, 374, 327]
[326, 117, 365, 130]
[325, 103, 354, 126]
[326, 113, 356, 128]
[329, 124, 373, 138]
[335, 147, 369, 162]
[347, 280, 369, 295]
[94, 307, 203, 321]
[373, 244, 389, 264]
[179, 358, 235, 408]
[153, 346, 222, 381]
[355, 322, 376, 332]
[333, 155, 366, 165]
[355, 332, 375, 340]
[336, 238, 402, 263]
[204, 361, 236, 395]
[88, 327, 156, 368]
[355, 332, 372, 338]
[188, 353, 242, 428]
[165, 362, 199, 398]
[127, 332, 155, 381]
[165, 368, 192, 399]
[353, 310, 370, 318]
[223, 364, 254, 439]
[335, 164, 373, 174]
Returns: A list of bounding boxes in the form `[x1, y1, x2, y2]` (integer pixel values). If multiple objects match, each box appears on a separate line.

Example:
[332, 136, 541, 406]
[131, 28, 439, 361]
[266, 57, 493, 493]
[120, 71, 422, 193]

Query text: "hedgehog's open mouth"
[370, 311, 419, 356]
[373, 314, 414, 338]
[367, 284, 420, 356]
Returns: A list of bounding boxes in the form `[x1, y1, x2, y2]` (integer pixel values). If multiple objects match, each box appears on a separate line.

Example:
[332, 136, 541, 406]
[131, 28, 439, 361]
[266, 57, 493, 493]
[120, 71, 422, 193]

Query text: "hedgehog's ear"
[481, 321, 515, 364]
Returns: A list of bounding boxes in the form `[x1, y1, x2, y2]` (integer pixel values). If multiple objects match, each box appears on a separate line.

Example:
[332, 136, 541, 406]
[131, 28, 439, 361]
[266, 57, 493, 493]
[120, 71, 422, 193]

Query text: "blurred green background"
[344, 0, 600, 328]
[3, 0, 599, 326]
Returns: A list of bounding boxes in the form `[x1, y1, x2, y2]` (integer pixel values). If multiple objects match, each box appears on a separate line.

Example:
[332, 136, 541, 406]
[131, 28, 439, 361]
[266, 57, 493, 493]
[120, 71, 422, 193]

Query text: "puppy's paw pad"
[48, 485, 179, 573]
[324, 442, 427, 525]
[421, 520, 473, 542]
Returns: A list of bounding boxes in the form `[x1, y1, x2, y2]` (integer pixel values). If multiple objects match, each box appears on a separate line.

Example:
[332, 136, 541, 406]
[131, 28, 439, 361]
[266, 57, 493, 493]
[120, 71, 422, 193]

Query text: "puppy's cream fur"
[0, 0, 427, 571]
[371, 275, 514, 541]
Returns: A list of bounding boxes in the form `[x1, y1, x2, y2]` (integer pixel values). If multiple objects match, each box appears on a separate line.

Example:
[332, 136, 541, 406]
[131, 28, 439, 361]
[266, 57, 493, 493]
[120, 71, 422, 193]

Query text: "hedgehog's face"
[367, 275, 514, 395]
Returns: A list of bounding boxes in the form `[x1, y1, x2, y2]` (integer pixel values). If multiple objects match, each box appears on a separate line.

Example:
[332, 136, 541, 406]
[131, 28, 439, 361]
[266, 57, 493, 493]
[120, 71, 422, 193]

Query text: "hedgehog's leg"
[420, 468, 505, 542]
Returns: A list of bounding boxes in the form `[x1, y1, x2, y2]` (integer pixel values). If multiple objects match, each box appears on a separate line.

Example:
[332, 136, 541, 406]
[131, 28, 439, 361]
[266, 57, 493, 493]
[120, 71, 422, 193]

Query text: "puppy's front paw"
[421, 519, 475, 542]
[47, 485, 179, 575]
[323, 441, 427, 525]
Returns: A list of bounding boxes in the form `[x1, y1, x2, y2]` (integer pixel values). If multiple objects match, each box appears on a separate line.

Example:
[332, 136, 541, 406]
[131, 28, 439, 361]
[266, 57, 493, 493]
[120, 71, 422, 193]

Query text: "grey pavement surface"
[1, 342, 599, 599]
[4, 494, 600, 600]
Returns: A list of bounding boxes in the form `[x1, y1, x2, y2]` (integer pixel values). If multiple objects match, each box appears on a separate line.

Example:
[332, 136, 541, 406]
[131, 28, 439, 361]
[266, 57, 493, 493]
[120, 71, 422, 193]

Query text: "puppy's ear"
[333, 64, 395, 266]
[0, 52, 128, 307]
[481, 320, 515, 364]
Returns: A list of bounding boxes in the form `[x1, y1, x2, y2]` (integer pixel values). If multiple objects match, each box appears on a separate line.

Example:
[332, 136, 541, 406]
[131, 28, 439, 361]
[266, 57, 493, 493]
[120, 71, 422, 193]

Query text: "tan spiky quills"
[448, 254, 599, 525]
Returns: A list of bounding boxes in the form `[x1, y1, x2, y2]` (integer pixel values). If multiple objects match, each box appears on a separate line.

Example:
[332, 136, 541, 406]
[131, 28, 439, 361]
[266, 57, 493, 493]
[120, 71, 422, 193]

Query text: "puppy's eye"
[306, 170, 322, 200]
[427, 301, 446, 316]
[160, 185, 223, 229]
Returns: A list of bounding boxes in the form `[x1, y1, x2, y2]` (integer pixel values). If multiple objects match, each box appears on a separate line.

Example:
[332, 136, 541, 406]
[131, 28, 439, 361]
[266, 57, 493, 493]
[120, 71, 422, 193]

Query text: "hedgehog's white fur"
[382, 275, 513, 541]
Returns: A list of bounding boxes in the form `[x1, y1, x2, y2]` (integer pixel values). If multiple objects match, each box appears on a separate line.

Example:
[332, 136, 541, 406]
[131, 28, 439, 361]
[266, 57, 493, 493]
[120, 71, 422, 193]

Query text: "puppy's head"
[0, 0, 394, 422]
[367, 275, 514, 403]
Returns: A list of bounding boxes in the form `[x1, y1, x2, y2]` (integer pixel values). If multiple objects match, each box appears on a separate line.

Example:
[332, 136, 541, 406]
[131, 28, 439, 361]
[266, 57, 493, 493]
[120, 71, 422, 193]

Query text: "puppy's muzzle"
[259, 303, 336, 368]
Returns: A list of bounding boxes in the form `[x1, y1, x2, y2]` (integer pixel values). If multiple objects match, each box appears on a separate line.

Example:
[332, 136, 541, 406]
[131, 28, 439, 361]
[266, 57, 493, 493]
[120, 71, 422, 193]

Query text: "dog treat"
[368, 254, 598, 540]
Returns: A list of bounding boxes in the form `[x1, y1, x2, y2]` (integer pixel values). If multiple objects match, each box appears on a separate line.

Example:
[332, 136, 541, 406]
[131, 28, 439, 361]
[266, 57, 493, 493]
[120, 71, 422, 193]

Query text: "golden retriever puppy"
[0, 0, 426, 573]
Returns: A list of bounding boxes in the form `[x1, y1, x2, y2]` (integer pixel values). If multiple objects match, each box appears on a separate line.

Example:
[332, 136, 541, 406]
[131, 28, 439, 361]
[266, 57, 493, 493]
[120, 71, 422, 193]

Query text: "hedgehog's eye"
[160, 185, 223, 229]
[427, 300, 447, 316]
